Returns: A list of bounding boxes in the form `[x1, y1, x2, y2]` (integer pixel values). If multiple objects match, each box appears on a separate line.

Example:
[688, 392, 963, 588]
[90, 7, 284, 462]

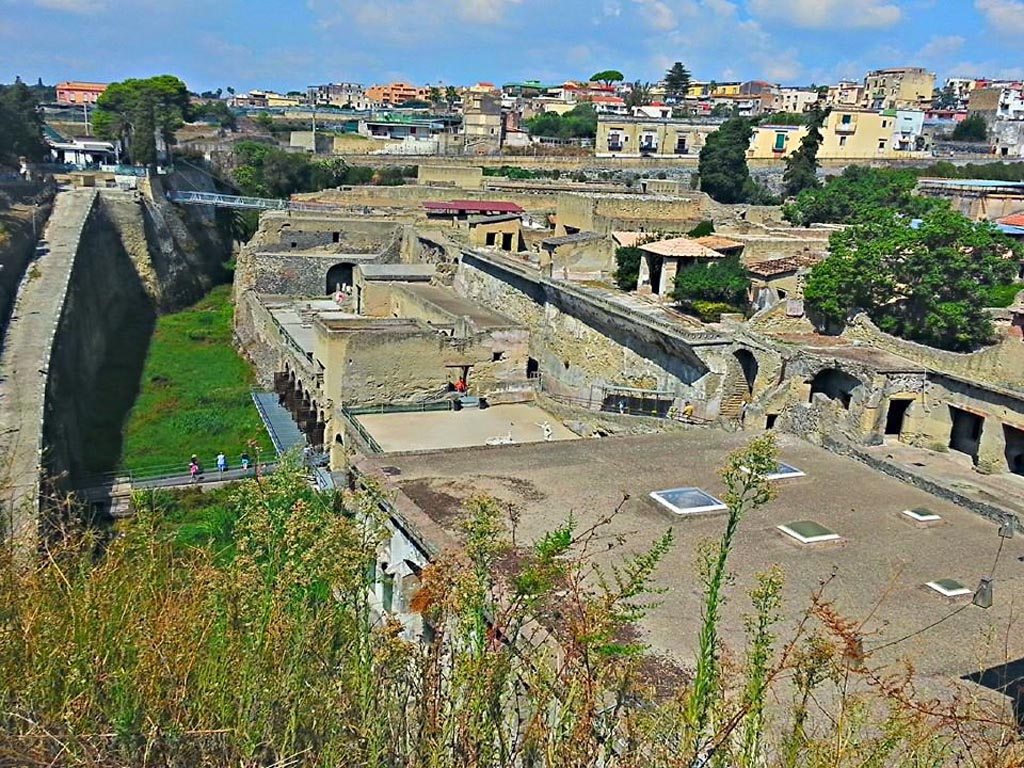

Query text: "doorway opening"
[326, 263, 354, 294]
[885, 399, 913, 437]
[948, 406, 984, 461]
[1004, 424, 1024, 476]
[526, 357, 539, 379]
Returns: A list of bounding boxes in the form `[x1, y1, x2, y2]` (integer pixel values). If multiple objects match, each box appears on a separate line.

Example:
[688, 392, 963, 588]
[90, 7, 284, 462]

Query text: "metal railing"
[166, 190, 346, 213]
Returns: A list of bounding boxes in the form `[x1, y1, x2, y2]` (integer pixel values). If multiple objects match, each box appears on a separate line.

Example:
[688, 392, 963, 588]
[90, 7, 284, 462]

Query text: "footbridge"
[167, 190, 345, 214]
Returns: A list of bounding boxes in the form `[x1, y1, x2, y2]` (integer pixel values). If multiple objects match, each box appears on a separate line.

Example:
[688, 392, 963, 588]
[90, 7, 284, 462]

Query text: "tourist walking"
[217, 451, 227, 474]
[189, 456, 200, 484]
[241, 451, 251, 472]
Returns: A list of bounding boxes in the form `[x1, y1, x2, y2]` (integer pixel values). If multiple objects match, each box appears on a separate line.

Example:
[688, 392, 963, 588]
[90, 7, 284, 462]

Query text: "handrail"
[166, 190, 347, 213]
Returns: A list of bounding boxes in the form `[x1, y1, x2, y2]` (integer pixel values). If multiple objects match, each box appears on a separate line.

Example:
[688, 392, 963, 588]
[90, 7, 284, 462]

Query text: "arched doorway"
[809, 369, 862, 410]
[326, 263, 354, 294]
[734, 349, 758, 395]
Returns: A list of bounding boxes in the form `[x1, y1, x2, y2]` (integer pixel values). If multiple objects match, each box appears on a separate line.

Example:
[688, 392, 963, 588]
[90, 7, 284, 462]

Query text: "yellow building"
[863, 67, 935, 110]
[748, 109, 929, 160]
[596, 116, 719, 158]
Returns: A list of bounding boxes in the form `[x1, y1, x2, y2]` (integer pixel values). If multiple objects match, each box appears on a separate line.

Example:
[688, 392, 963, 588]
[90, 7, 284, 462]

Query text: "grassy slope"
[120, 284, 272, 472]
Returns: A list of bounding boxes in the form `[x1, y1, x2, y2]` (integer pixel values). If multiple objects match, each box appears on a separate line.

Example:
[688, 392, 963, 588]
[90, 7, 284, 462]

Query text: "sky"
[1, 0, 1022, 93]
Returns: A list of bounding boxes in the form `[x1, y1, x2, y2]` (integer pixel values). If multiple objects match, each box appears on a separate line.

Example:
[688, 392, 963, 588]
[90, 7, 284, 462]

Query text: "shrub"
[686, 300, 741, 322]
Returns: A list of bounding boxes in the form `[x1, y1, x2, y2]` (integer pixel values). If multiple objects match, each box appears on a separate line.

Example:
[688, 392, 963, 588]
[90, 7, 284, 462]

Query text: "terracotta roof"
[998, 212, 1024, 227]
[746, 254, 822, 278]
[692, 235, 745, 252]
[590, 96, 625, 104]
[424, 200, 524, 214]
[56, 81, 107, 90]
[639, 237, 725, 259]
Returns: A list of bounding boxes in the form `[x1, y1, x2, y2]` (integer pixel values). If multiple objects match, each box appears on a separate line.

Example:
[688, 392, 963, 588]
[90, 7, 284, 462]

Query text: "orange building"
[56, 81, 108, 105]
[365, 82, 429, 106]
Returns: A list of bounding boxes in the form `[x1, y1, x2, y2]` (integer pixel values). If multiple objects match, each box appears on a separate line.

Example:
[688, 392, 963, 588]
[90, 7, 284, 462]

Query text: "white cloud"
[748, 0, 902, 28]
[602, 0, 621, 16]
[30, 0, 104, 11]
[309, 0, 521, 32]
[915, 34, 964, 62]
[633, 0, 677, 30]
[975, 0, 1024, 34]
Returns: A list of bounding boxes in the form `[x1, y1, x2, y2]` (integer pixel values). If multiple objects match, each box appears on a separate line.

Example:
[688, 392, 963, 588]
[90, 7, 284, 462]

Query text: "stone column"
[977, 418, 1007, 475]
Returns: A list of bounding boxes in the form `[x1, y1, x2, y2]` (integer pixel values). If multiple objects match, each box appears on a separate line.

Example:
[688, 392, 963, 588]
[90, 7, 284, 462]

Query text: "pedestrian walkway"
[0, 188, 96, 546]
[252, 391, 307, 455]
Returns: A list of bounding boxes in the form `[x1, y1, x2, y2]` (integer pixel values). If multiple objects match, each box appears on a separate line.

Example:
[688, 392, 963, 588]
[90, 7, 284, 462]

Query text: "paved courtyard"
[355, 403, 578, 453]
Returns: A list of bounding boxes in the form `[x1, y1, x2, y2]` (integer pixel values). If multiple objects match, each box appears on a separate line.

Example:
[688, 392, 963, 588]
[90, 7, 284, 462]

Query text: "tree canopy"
[697, 118, 755, 204]
[673, 255, 749, 308]
[803, 207, 1020, 351]
[0, 80, 47, 164]
[951, 113, 988, 142]
[782, 166, 943, 226]
[613, 246, 643, 291]
[663, 62, 691, 102]
[524, 103, 597, 139]
[590, 70, 624, 86]
[781, 106, 828, 198]
[624, 81, 653, 109]
[92, 75, 190, 165]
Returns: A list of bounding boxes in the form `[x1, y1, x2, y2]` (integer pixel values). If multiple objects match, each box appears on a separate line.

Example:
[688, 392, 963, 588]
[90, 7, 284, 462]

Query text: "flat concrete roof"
[358, 264, 436, 280]
[355, 403, 578, 453]
[367, 430, 1024, 688]
[395, 283, 519, 330]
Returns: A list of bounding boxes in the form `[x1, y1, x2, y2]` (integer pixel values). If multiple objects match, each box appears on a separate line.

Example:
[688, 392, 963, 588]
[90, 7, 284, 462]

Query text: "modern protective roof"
[611, 231, 648, 248]
[639, 237, 726, 259]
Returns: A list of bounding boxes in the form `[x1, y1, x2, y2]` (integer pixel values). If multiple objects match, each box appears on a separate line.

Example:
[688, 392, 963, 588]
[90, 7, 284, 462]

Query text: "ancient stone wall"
[842, 314, 1024, 392]
[453, 251, 732, 411]
[45, 196, 157, 485]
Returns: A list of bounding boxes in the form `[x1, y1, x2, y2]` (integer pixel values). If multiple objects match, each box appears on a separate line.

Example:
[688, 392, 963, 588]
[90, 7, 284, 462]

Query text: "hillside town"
[3, 6, 1024, 765]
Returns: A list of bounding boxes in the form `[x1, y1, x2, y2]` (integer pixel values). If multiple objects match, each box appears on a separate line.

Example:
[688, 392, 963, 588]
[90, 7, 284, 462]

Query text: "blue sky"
[1, 0, 1022, 92]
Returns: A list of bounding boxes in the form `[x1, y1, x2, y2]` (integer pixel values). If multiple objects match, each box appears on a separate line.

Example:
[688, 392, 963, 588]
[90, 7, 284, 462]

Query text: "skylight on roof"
[741, 462, 806, 480]
[902, 507, 941, 522]
[649, 487, 728, 516]
[777, 520, 840, 545]
[926, 579, 973, 598]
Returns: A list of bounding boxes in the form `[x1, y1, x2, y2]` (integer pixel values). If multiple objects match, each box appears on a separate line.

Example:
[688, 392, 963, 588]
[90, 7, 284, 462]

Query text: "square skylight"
[902, 507, 941, 522]
[777, 520, 841, 545]
[926, 579, 972, 598]
[649, 487, 728, 516]
[741, 461, 806, 480]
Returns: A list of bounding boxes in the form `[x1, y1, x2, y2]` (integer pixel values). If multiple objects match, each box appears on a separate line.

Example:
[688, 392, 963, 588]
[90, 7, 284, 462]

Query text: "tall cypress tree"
[782, 105, 828, 198]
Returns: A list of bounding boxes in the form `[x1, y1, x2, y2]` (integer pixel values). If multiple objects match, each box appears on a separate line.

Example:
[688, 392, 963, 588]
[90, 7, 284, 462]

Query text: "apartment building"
[748, 108, 928, 160]
[770, 87, 819, 113]
[55, 81, 108, 105]
[307, 82, 373, 110]
[969, 87, 1024, 124]
[365, 82, 429, 106]
[825, 81, 864, 108]
[596, 115, 719, 157]
[863, 67, 935, 110]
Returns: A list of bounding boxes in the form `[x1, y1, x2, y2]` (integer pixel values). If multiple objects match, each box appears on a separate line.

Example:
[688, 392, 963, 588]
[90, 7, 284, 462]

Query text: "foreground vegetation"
[120, 285, 271, 473]
[2, 438, 1021, 766]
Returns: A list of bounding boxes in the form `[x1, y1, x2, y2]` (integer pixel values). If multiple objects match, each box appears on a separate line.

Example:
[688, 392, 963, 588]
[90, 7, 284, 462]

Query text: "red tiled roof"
[999, 212, 1024, 227]
[590, 96, 625, 104]
[745, 254, 822, 278]
[424, 200, 524, 214]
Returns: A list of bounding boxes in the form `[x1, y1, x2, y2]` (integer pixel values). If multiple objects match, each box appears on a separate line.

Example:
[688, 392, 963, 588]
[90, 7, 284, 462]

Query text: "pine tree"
[664, 62, 691, 102]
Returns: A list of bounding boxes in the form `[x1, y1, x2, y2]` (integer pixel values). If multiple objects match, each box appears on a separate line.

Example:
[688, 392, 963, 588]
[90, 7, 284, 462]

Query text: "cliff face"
[103, 171, 230, 313]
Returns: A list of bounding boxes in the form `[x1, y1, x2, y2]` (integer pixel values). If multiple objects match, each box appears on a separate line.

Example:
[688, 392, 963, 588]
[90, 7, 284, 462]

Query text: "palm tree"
[444, 85, 459, 113]
[625, 81, 653, 109]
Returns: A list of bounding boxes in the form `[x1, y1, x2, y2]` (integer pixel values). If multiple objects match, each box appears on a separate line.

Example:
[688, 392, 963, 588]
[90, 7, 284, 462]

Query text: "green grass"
[120, 285, 272, 473]
[987, 282, 1023, 308]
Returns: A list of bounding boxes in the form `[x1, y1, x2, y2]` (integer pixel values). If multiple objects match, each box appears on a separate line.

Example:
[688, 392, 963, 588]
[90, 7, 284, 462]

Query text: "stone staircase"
[719, 372, 751, 420]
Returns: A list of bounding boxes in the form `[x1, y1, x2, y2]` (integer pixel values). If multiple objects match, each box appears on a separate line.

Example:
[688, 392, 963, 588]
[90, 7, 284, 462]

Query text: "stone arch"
[326, 263, 354, 295]
[809, 368, 863, 410]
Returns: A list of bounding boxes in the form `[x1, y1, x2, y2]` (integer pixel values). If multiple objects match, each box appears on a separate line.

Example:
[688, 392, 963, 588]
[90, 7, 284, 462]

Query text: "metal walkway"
[252, 391, 308, 456]
[167, 190, 345, 213]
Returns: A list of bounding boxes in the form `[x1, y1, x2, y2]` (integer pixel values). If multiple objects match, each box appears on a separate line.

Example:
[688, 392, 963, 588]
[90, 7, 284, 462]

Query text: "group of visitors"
[188, 450, 253, 484]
